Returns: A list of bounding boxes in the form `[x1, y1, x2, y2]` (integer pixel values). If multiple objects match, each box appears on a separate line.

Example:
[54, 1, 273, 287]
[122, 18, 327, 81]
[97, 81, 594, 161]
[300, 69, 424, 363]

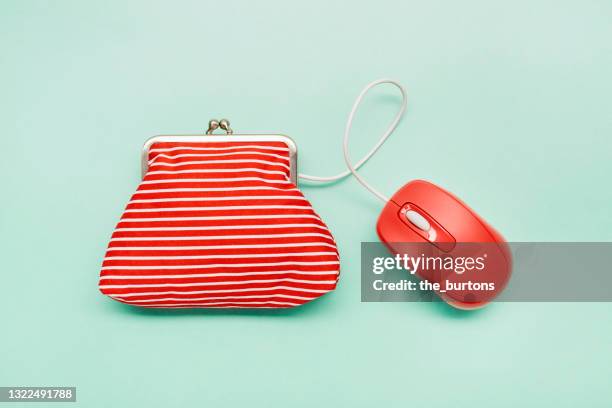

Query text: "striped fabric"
[99, 141, 340, 308]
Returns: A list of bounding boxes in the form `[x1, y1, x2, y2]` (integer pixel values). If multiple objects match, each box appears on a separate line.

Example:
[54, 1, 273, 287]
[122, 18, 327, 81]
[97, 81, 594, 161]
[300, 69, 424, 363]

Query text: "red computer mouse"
[377, 180, 512, 309]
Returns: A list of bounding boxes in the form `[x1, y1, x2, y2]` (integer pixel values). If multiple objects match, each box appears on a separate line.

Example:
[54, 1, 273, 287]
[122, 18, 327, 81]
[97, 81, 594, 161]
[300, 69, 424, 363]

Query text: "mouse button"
[376, 199, 428, 245]
[399, 203, 456, 252]
[405, 210, 430, 231]
[398, 204, 429, 241]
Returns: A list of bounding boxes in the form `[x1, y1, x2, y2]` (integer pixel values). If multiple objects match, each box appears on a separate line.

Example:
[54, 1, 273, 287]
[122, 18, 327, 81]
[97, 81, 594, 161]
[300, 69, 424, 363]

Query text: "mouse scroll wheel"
[405, 210, 431, 231]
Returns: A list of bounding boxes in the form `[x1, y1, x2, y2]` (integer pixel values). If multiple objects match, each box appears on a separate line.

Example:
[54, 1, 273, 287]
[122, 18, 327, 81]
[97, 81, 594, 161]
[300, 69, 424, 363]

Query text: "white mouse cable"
[298, 79, 408, 203]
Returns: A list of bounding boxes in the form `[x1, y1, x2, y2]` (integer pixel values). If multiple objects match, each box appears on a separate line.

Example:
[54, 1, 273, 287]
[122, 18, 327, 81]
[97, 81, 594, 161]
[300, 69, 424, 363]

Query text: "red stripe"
[105, 244, 336, 257]
[137, 181, 295, 190]
[131, 189, 301, 200]
[149, 141, 288, 150]
[102, 252, 338, 265]
[125, 198, 309, 210]
[101, 281, 336, 295]
[111, 226, 328, 238]
[116, 217, 324, 228]
[110, 294, 321, 305]
[148, 161, 290, 171]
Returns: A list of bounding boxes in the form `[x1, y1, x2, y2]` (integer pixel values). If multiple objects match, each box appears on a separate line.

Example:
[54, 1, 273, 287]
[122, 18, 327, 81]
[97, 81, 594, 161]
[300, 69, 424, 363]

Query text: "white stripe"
[118, 294, 315, 303]
[119, 214, 321, 222]
[150, 151, 290, 164]
[146, 168, 287, 177]
[134, 187, 299, 194]
[149, 158, 289, 170]
[101, 261, 339, 271]
[140, 177, 292, 185]
[110, 232, 333, 241]
[149, 145, 289, 154]
[123, 205, 313, 213]
[104, 285, 329, 297]
[100, 270, 339, 279]
[114, 224, 326, 232]
[106, 242, 338, 251]
[128, 196, 306, 204]
[105, 251, 335, 259]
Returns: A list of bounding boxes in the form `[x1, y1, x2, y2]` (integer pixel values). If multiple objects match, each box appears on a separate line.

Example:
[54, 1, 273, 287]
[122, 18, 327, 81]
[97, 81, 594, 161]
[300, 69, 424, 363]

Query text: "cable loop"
[297, 79, 407, 202]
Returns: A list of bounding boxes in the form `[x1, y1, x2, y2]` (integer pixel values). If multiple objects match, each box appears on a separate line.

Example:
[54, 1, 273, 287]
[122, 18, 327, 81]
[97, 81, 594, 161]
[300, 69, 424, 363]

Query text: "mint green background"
[1, 1, 611, 407]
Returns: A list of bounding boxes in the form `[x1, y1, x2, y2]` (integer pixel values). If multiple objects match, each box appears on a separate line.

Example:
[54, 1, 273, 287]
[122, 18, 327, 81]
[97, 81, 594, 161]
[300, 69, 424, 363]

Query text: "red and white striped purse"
[99, 120, 340, 308]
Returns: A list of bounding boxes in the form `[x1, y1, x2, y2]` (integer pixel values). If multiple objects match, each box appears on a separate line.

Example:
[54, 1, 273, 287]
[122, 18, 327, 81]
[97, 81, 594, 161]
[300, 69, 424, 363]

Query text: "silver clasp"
[206, 118, 233, 135]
